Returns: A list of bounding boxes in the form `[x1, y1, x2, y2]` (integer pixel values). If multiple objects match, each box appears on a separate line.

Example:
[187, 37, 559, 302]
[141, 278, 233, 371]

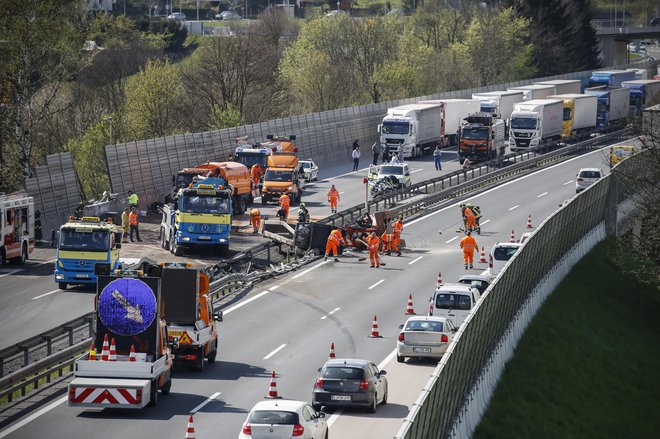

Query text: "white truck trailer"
[508, 99, 563, 151]
[471, 90, 524, 123]
[535, 79, 582, 95]
[509, 84, 556, 101]
[418, 99, 481, 146]
[548, 94, 597, 140]
[378, 103, 443, 159]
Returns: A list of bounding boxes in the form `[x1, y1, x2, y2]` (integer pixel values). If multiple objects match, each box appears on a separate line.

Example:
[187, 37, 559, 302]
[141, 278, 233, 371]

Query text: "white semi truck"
[535, 79, 582, 95]
[471, 90, 524, 124]
[509, 84, 556, 101]
[547, 94, 597, 141]
[418, 99, 481, 146]
[378, 103, 443, 159]
[508, 99, 564, 151]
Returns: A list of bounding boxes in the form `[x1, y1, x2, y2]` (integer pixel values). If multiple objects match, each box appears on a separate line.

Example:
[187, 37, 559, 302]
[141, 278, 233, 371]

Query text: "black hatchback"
[312, 358, 388, 413]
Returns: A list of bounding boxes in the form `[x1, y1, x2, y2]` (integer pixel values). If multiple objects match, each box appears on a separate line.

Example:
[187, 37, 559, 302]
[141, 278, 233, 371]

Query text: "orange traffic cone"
[129, 345, 136, 362]
[266, 371, 281, 398]
[510, 230, 516, 243]
[89, 342, 96, 361]
[437, 272, 443, 287]
[369, 315, 381, 338]
[479, 246, 487, 263]
[108, 338, 117, 362]
[100, 334, 109, 361]
[328, 342, 336, 359]
[185, 414, 195, 439]
[405, 294, 415, 315]
[526, 214, 533, 229]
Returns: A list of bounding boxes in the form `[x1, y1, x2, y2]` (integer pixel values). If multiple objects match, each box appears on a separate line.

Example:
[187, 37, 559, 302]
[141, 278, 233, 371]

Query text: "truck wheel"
[58, 282, 68, 290]
[149, 380, 158, 406]
[161, 373, 172, 395]
[238, 197, 247, 215]
[159, 229, 166, 249]
[194, 347, 205, 371]
[207, 339, 218, 364]
[173, 243, 184, 257]
[0, 249, 5, 266]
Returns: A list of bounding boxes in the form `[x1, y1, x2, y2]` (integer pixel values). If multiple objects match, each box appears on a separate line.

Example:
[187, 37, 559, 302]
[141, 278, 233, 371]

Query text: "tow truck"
[54, 216, 121, 289]
[0, 192, 35, 266]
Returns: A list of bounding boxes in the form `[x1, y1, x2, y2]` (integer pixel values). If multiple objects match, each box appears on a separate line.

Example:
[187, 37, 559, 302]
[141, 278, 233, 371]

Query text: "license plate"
[412, 347, 431, 353]
[198, 236, 211, 240]
[75, 274, 89, 279]
[331, 395, 351, 401]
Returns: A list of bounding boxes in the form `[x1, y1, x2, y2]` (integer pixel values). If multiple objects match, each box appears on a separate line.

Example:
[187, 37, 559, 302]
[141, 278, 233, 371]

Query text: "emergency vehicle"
[54, 216, 122, 289]
[0, 192, 35, 266]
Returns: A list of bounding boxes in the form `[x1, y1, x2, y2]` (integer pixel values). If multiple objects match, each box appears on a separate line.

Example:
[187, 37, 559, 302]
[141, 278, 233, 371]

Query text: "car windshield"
[236, 152, 268, 168]
[461, 127, 489, 140]
[379, 166, 403, 176]
[382, 121, 410, 135]
[405, 320, 444, 332]
[302, 162, 311, 169]
[175, 173, 202, 189]
[323, 367, 364, 379]
[493, 246, 519, 261]
[248, 410, 299, 425]
[510, 117, 537, 130]
[180, 193, 230, 214]
[59, 229, 110, 252]
[459, 279, 488, 290]
[579, 170, 601, 179]
[435, 293, 472, 311]
[264, 170, 293, 182]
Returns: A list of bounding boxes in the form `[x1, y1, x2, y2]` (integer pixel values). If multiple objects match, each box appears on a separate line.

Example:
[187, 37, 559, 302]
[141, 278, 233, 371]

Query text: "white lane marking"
[563, 180, 573, 185]
[190, 392, 222, 414]
[411, 169, 423, 174]
[406, 146, 615, 228]
[291, 260, 327, 279]
[224, 290, 271, 315]
[537, 192, 548, 197]
[32, 289, 61, 300]
[368, 279, 385, 290]
[338, 192, 345, 195]
[481, 219, 491, 225]
[326, 349, 397, 429]
[0, 395, 67, 438]
[445, 237, 458, 243]
[270, 285, 281, 291]
[508, 205, 519, 211]
[263, 344, 287, 360]
[321, 307, 341, 319]
[0, 269, 25, 278]
[408, 256, 423, 265]
[324, 167, 370, 182]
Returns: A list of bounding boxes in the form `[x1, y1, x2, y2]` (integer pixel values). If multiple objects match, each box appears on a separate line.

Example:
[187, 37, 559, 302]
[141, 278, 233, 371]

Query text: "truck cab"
[0, 193, 35, 266]
[160, 178, 233, 257]
[458, 113, 506, 162]
[261, 154, 303, 205]
[54, 216, 121, 289]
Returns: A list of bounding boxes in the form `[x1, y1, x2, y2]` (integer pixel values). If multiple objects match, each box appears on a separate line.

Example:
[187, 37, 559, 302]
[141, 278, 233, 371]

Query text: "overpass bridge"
[597, 26, 660, 66]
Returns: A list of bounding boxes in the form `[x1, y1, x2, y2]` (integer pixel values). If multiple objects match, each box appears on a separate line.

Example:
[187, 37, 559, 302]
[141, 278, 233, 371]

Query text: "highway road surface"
[0, 142, 619, 439]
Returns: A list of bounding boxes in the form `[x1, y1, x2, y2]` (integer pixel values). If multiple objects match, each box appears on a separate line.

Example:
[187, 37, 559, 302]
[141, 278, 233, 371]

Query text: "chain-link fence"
[105, 60, 656, 208]
[394, 149, 646, 439]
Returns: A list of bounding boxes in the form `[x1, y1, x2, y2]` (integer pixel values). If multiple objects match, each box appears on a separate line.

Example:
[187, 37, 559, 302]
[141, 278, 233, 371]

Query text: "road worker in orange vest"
[366, 231, 385, 268]
[279, 193, 291, 220]
[250, 163, 262, 189]
[324, 227, 346, 262]
[249, 207, 261, 234]
[327, 185, 340, 214]
[128, 207, 142, 242]
[392, 218, 403, 253]
[459, 231, 479, 269]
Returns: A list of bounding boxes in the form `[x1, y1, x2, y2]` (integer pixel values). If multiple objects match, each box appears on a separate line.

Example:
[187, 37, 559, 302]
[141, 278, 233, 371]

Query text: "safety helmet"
[466, 203, 473, 208]
[460, 203, 466, 208]
[300, 202, 305, 207]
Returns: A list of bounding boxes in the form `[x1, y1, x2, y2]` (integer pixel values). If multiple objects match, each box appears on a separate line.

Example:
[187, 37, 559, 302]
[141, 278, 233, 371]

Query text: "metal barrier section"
[394, 151, 647, 439]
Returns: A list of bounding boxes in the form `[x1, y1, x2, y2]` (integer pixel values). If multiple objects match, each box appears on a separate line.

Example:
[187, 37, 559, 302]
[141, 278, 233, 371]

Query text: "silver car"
[575, 167, 603, 193]
[239, 399, 328, 439]
[397, 316, 457, 363]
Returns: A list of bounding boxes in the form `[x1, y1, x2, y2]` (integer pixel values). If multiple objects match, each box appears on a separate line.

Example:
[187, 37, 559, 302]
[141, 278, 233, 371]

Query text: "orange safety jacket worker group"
[249, 208, 261, 233]
[460, 232, 479, 269]
[327, 186, 340, 213]
[279, 194, 291, 219]
[366, 233, 384, 268]
[325, 229, 346, 260]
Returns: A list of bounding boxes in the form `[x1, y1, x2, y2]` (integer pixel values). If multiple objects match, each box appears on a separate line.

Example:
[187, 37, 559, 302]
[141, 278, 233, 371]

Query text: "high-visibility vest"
[129, 212, 138, 226]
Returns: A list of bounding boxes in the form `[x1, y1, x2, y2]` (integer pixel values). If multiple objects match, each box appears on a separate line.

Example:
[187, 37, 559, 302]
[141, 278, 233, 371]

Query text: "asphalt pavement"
[0, 142, 620, 439]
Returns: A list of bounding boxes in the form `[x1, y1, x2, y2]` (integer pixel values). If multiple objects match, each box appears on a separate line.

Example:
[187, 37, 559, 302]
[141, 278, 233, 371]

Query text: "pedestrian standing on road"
[327, 185, 340, 214]
[352, 142, 361, 171]
[127, 191, 139, 209]
[129, 207, 142, 242]
[121, 208, 130, 243]
[250, 207, 261, 234]
[324, 226, 346, 262]
[460, 231, 479, 269]
[433, 146, 442, 171]
[383, 144, 390, 163]
[371, 142, 380, 165]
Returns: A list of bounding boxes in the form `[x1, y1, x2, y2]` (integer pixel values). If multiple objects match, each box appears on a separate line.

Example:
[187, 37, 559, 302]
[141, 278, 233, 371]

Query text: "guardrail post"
[0, 357, 4, 378]
[19, 345, 29, 368]
[63, 325, 74, 346]
[42, 335, 53, 356]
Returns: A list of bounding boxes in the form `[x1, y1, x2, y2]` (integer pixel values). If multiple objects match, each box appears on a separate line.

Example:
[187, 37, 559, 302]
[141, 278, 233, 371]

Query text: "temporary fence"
[393, 149, 648, 439]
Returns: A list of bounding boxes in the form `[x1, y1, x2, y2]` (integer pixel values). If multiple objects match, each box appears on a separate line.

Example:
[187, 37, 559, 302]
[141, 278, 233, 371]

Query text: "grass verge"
[474, 238, 660, 439]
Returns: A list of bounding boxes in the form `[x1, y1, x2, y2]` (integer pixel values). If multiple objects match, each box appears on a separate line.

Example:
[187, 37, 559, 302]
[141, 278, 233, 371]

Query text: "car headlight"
[219, 238, 226, 243]
[182, 236, 191, 241]
[287, 186, 293, 191]
[55, 274, 64, 280]
[57, 260, 63, 267]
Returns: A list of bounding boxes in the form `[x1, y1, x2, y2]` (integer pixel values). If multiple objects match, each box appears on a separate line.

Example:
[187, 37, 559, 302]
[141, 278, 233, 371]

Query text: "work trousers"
[130, 225, 141, 241]
[325, 241, 339, 257]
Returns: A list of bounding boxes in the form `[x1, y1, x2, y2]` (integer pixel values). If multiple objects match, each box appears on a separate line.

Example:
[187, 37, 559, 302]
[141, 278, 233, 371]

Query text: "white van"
[488, 242, 522, 279]
[428, 284, 481, 328]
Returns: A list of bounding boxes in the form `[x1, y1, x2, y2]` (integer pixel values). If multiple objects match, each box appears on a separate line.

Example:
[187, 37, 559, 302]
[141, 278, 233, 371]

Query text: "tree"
[210, 103, 243, 129]
[65, 120, 112, 199]
[123, 59, 184, 139]
[0, 0, 92, 181]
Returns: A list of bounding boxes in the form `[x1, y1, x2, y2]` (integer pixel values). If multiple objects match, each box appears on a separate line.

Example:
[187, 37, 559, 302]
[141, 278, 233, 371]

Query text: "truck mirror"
[169, 336, 180, 350]
[377, 123, 382, 133]
[213, 311, 223, 322]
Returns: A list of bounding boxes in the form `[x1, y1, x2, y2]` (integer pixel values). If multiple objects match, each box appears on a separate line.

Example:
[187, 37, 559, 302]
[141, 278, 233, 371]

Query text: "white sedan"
[397, 316, 457, 363]
[239, 399, 328, 439]
[299, 160, 319, 182]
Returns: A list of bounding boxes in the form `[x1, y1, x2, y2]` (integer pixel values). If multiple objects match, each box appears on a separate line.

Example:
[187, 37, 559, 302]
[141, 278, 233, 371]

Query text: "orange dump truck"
[261, 154, 303, 205]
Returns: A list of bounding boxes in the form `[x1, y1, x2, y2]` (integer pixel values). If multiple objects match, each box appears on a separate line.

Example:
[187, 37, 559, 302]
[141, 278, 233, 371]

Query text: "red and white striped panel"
[70, 387, 140, 405]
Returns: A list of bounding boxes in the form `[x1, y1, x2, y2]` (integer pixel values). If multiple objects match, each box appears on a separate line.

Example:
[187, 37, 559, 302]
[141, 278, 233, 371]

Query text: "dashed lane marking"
[563, 180, 573, 186]
[190, 392, 222, 414]
[508, 205, 519, 211]
[445, 237, 459, 243]
[32, 289, 61, 300]
[537, 192, 548, 197]
[408, 256, 423, 265]
[224, 290, 271, 315]
[368, 279, 385, 290]
[263, 344, 287, 360]
[291, 260, 327, 279]
[321, 307, 341, 320]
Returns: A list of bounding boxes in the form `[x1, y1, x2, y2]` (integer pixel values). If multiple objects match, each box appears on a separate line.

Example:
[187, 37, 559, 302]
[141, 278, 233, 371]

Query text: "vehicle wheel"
[207, 339, 218, 364]
[161, 374, 172, 395]
[238, 197, 247, 215]
[0, 249, 5, 266]
[381, 385, 388, 405]
[396, 354, 405, 363]
[160, 229, 166, 249]
[368, 394, 377, 413]
[58, 282, 68, 290]
[312, 403, 322, 411]
[149, 380, 159, 406]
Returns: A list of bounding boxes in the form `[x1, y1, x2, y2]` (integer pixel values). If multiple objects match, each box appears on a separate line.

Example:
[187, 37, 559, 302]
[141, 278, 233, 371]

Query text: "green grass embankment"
[474, 239, 660, 439]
